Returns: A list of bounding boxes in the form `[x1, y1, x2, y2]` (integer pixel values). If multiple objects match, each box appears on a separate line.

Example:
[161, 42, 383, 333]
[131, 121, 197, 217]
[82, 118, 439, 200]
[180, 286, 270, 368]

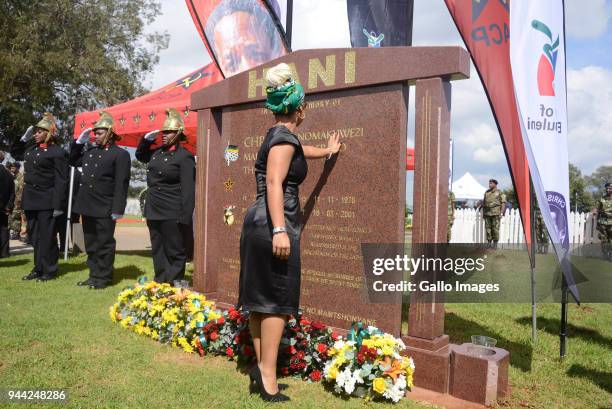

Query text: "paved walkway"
[8, 226, 151, 256]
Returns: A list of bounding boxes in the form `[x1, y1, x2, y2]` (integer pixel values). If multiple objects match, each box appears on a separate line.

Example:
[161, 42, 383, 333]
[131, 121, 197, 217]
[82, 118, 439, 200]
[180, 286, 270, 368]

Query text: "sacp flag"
[347, 0, 414, 47]
[186, 0, 288, 78]
[510, 0, 578, 301]
[444, 0, 532, 251]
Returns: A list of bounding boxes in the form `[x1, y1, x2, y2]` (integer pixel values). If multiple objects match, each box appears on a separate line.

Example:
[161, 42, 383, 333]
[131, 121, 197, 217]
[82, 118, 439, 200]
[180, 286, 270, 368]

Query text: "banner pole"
[64, 166, 75, 260]
[286, 0, 293, 48]
[560, 276, 568, 358]
[530, 176, 537, 341]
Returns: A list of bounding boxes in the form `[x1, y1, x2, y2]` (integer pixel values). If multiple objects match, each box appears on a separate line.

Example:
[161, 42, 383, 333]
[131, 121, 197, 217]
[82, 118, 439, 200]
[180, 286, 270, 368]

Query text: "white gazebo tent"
[451, 172, 487, 203]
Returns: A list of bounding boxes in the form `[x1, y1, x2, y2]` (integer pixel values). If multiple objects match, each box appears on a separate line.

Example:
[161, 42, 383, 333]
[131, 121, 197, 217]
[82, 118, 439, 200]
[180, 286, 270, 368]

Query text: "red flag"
[72, 63, 222, 154]
[444, 0, 532, 247]
[185, 0, 288, 78]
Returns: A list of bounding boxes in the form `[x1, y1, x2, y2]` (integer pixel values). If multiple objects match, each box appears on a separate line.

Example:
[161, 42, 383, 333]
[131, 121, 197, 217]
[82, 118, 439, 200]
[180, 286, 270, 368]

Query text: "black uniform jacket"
[0, 166, 15, 210]
[10, 140, 68, 211]
[69, 141, 131, 218]
[135, 138, 195, 225]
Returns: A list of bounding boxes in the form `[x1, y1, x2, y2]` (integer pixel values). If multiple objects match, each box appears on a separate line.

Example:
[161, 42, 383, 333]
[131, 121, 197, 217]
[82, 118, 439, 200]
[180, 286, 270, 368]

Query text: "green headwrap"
[264, 79, 305, 115]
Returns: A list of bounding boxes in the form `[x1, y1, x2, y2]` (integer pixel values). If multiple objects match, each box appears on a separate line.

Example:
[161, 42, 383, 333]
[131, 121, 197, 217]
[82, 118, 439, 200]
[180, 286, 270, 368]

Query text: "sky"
[144, 0, 612, 202]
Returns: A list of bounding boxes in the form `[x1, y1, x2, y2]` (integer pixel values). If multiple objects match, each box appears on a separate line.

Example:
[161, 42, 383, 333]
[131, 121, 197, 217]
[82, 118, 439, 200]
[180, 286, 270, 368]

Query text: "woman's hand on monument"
[327, 132, 342, 156]
[272, 232, 290, 260]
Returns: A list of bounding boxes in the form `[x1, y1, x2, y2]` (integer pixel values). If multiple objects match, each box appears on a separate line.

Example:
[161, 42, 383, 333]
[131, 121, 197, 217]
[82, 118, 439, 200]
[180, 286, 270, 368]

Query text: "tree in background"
[586, 165, 612, 201]
[129, 159, 147, 198]
[0, 0, 168, 150]
[569, 163, 595, 213]
[501, 187, 518, 209]
[499, 163, 597, 213]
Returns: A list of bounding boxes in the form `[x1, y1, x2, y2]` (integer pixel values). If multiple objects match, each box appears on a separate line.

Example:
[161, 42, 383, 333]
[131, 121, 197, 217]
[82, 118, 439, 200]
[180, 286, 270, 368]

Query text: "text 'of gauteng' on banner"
[346, 0, 414, 47]
[510, 0, 578, 301]
[186, 0, 289, 78]
[444, 0, 532, 248]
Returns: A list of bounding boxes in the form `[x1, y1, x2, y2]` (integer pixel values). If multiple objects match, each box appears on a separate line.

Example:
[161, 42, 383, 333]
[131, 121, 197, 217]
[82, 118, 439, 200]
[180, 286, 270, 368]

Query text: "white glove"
[20, 126, 34, 142]
[52, 210, 64, 218]
[111, 213, 123, 221]
[77, 127, 92, 144]
[144, 130, 160, 141]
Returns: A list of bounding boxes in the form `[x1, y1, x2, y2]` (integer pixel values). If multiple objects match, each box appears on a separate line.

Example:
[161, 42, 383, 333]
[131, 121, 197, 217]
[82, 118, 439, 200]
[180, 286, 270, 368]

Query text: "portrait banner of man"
[187, 0, 289, 78]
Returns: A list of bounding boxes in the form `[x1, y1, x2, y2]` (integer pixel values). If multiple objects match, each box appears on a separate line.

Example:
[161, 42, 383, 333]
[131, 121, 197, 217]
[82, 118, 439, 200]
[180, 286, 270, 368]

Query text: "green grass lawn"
[0, 252, 610, 409]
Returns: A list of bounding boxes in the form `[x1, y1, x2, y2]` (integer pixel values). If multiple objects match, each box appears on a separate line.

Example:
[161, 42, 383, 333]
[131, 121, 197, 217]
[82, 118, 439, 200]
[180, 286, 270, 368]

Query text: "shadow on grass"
[567, 364, 612, 393]
[0, 258, 29, 268]
[57, 261, 89, 277]
[113, 264, 149, 285]
[515, 316, 612, 351]
[116, 250, 152, 257]
[446, 312, 533, 372]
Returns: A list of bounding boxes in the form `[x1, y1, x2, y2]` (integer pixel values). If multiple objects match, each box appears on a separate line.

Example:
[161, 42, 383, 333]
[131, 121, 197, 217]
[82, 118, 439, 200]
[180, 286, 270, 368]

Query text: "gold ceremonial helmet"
[92, 111, 121, 144]
[35, 112, 58, 143]
[93, 111, 114, 131]
[161, 108, 184, 132]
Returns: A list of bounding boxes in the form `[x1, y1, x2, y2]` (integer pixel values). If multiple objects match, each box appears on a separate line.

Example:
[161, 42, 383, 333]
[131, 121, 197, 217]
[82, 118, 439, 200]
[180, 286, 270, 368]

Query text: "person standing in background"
[136, 108, 195, 285]
[69, 112, 131, 289]
[10, 113, 68, 279]
[595, 182, 612, 261]
[482, 179, 505, 249]
[0, 152, 15, 258]
[7, 162, 25, 241]
[447, 191, 455, 243]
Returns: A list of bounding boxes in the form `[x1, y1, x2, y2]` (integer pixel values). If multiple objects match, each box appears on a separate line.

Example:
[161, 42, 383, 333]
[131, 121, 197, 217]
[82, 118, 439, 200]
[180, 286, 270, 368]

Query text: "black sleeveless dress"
[238, 125, 308, 316]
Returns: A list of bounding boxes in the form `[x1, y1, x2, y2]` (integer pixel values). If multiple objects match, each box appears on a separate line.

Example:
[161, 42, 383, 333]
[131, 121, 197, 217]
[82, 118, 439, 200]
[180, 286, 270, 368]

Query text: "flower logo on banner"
[532, 19, 559, 96]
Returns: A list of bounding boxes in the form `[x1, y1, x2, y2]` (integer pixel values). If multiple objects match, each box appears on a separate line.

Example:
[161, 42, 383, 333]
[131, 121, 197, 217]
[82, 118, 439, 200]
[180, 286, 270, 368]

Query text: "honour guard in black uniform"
[136, 108, 195, 284]
[10, 113, 68, 279]
[70, 112, 131, 289]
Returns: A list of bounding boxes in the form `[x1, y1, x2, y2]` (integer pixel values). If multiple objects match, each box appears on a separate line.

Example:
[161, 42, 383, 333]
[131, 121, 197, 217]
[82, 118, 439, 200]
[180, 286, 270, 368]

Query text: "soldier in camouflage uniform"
[447, 191, 455, 243]
[482, 179, 505, 248]
[596, 182, 612, 261]
[8, 163, 24, 240]
[534, 205, 549, 254]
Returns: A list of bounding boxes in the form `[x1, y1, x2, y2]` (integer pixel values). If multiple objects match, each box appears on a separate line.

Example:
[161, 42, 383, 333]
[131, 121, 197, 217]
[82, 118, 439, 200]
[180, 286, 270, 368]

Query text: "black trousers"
[82, 216, 116, 286]
[181, 223, 194, 262]
[0, 212, 9, 258]
[147, 220, 188, 284]
[24, 210, 59, 276]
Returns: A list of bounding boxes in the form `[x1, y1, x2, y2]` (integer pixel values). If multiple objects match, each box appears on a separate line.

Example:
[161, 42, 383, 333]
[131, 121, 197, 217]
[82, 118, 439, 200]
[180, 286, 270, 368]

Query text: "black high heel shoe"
[249, 365, 290, 402]
[248, 371, 288, 394]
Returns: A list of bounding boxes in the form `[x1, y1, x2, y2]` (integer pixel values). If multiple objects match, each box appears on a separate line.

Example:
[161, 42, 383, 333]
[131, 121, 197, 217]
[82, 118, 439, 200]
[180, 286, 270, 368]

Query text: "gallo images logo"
[531, 19, 559, 96]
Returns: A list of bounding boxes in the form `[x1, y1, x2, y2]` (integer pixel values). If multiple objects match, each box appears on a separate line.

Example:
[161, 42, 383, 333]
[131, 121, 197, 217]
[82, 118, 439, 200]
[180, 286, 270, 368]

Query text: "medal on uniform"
[224, 144, 239, 166]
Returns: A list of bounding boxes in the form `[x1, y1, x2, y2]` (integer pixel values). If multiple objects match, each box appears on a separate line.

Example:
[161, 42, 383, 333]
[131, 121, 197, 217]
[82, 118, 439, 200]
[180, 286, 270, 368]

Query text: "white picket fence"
[450, 208, 601, 244]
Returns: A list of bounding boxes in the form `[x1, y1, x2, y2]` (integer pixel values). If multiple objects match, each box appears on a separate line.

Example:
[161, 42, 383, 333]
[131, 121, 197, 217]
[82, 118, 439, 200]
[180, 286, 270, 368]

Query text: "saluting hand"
[77, 128, 92, 144]
[144, 129, 160, 142]
[272, 232, 291, 260]
[20, 126, 34, 142]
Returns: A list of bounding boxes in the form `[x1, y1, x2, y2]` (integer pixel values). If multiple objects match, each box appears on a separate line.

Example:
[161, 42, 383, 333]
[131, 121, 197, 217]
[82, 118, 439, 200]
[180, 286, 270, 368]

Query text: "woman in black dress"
[240, 63, 341, 402]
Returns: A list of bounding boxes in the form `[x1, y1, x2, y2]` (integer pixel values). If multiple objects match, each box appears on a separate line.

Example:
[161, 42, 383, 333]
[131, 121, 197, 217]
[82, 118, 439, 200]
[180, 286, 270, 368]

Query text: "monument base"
[449, 343, 509, 406]
[402, 336, 510, 406]
[402, 335, 451, 393]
